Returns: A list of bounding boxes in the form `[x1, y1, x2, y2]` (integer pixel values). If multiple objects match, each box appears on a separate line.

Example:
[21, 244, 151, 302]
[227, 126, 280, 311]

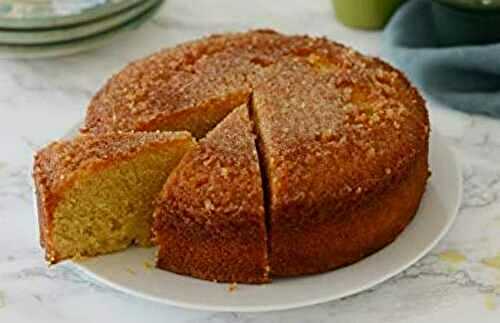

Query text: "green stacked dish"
[0, 0, 164, 59]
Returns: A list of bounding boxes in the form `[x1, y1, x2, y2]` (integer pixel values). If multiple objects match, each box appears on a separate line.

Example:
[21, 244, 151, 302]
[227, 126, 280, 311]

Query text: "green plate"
[0, 0, 162, 59]
[0, 0, 145, 29]
[0, 0, 159, 45]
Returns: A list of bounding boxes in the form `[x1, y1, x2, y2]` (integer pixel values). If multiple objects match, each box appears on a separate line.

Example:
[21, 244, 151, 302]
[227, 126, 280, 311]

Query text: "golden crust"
[33, 131, 194, 263]
[83, 30, 353, 136]
[70, 30, 429, 280]
[271, 151, 429, 276]
[153, 105, 269, 283]
[34, 131, 193, 196]
[252, 57, 428, 218]
[250, 55, 429, 275]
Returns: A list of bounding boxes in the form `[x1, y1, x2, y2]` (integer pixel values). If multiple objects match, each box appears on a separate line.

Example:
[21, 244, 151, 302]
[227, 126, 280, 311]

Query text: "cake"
[153, 105, 269, 283]
[33, 132, 195, 263]
[35, 30, 430, 283]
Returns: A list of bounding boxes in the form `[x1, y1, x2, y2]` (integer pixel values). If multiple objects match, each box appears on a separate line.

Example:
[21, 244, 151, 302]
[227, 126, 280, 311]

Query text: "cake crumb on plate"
[228, 282, 238, 292]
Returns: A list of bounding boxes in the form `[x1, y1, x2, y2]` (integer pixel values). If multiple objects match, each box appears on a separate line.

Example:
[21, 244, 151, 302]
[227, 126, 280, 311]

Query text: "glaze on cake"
[83, 30, 363, 138]
[35, 30, 430, 283]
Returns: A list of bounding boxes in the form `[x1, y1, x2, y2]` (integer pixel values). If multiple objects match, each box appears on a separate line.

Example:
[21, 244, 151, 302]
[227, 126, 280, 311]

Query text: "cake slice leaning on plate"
[153, 104, 270, 283]
[33, 131, 196, 264]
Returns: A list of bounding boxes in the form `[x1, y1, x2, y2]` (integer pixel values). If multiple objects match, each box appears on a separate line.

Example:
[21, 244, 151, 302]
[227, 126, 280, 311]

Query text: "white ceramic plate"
[44, 129, 462, 312]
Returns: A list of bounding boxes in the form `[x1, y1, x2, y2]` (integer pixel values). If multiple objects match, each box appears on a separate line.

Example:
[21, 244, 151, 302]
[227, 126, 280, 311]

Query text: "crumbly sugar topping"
[156, 105, 265, 229]
[34, 131, 193, 194]
[83, 29, 429, 225]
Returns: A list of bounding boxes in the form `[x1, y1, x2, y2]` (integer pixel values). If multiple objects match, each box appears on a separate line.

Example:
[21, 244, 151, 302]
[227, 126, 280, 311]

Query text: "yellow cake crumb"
[143, 261, 153, 269]
[228, 282, 238, 292]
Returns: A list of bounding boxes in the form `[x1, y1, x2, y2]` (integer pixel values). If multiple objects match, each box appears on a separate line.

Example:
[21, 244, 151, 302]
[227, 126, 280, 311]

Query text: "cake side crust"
[270, 148, 429, 276]
[153, 105, 270, 283]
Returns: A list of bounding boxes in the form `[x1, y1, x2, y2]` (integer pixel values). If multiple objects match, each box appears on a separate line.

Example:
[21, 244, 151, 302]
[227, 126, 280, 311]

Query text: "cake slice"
[153, 105, 270, 283]
[33, 131, 195, 263]
[251, 57, 429, 276]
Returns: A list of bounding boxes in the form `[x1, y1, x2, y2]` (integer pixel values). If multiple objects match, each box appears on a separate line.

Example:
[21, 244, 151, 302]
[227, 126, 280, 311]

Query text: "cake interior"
[157, 91, 249, 138]
[51, 146, 189, 260]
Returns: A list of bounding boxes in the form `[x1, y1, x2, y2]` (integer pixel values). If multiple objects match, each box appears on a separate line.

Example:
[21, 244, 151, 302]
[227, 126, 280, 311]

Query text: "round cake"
[83, 30, 430, 283]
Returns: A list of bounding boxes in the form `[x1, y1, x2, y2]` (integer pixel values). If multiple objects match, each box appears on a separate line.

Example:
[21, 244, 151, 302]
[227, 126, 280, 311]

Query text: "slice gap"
[34, 132, 196, 263]
[247, 92, 273, 276]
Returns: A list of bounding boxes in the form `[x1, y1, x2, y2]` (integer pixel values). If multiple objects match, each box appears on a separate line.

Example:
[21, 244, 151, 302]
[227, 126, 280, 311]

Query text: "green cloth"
[382, 0, 500, 117]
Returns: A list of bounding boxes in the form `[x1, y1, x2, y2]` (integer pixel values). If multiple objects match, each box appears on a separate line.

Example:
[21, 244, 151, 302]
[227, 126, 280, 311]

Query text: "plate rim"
[42, 127, 462, 312]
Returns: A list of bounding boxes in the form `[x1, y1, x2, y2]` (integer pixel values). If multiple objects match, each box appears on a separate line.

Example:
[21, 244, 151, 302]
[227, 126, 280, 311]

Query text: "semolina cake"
[34, 131, 195, 263]
[34, 30, 430, 283]
[153, 105, 269, 283]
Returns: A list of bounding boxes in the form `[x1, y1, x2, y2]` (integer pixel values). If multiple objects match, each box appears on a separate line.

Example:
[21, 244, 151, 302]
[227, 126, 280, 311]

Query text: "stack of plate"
[0, 0, 164, 59]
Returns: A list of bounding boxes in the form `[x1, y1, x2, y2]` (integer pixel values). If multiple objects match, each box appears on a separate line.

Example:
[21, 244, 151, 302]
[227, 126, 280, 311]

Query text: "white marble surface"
[0, 0, 499, 322]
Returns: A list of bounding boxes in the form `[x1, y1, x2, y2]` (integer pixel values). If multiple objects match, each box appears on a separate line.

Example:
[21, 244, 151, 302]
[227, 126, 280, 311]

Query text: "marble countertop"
[1, 0, 499, 322]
